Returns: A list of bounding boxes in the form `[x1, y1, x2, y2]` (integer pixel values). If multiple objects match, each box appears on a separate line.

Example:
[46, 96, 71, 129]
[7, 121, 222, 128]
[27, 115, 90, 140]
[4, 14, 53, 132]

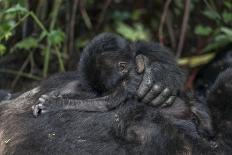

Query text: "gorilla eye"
[118, 62, 128, 71]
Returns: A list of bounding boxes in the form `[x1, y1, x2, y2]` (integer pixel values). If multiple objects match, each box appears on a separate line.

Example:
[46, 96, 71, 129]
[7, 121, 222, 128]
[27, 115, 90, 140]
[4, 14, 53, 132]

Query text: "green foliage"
[202, 10, 221, 21]
[194, 1, 232, 52]
[222, 11, 232, 24]
[116, 22, 150, 41]
[0, 2, 65, 78]
[112, 11, 131, 21]
[4, 4, 28, 15]
[194, 25, 212, 36]
[0, 0, 231, 86]
[204, 27, 232, 52]
[13, 37, 39, 50]
[47, 30, 65, 46]
[0, 44, 6, 56]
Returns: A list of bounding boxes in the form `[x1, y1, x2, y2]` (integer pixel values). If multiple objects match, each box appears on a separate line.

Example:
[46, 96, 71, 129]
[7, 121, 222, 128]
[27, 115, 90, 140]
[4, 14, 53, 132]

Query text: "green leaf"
[203, 39, 229, 52]
[131, 9, 145, 21]
[222, 12, 232, 24]
[14, 37, 39, 50]
[202, 10, 221, 21]
[0, 44, 6, 56]
[47, 30, 65, 46]
[116, 22, 150, 41]
[4, 4, 28, 15]
[0, 21, 15, 41]
[194, 25, 212, 36]
[221, 27, 232, 38]
[112, 11, 130, 21]
[178, 53, 216, 68]
[224, 1, 232, 9]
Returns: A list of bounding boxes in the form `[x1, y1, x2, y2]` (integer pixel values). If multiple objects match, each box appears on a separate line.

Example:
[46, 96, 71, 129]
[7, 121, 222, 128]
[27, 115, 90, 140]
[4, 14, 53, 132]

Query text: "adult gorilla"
[1, 71, 232, 155]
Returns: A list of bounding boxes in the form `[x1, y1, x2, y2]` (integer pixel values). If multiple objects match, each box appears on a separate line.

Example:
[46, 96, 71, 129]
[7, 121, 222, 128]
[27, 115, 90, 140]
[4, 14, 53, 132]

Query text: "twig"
[0, 69, 41, 81]
[176, 0, 190, 58]
[36, 0, 47, 22]
[22, 0, 28, 38]
[158, 0, 172, 45]
[96, 0, 112, 30]
[11, 53, 31, 88]
[80, 0, 92, 29]
[43, 0, 63, 77]
[68, 0, 79, 55]
[166, 10, 176, 49]
[63, 1, 71, 54]
[55, 46, 65, 72]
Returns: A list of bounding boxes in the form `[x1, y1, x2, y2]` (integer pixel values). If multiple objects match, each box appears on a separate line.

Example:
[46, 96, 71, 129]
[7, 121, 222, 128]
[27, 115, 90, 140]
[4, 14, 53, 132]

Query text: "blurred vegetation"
[0, 0, 231, 90]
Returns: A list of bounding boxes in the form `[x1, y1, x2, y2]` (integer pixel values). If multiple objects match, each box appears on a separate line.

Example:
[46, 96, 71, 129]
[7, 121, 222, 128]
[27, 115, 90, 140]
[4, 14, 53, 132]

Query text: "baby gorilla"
[32, 33, 145, 116]
[32, 33, 183, 116]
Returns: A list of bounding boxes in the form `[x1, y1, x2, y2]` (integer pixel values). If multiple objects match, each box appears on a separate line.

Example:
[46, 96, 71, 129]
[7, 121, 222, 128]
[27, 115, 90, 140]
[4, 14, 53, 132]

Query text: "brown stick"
[166, 10, 176, 49]
[96, 0, 112, 30]
[176, 0, 190, 58]
[69, 0, 79, 54]
[158, 0, 172, 45]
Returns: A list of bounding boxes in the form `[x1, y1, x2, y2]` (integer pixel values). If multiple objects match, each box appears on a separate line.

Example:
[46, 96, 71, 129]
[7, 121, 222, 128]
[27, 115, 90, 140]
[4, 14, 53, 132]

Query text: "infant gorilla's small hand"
[32, 92, 61, 117]
[136, 54, 182, 107]
[32, 95, 52, 117]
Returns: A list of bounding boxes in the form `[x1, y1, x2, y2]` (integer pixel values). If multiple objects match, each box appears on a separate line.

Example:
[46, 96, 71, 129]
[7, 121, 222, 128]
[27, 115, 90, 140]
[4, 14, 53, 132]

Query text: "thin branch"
[43, 0, 63, 77]
[80, 0, 92, 30]
[158, 0, 172, 45]
[63, 1, 71, 54]
[11, 53, 31, 88]
[176, 0, 190, 58]
[68, 0, 79, 55]
[0, 69, 41, 81]
[166, 10, 176, 49]
[96, 0, 112, 30]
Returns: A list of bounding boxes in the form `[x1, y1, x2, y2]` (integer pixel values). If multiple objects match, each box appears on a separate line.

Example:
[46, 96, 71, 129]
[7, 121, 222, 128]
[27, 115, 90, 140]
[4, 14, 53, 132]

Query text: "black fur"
[1, 70, 231, 154]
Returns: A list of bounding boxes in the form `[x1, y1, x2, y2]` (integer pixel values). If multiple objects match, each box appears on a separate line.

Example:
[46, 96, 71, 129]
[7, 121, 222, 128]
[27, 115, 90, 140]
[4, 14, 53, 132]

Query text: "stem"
[55, 46, 65, 72]
[0, 69, 41, 81]
[43, 0, 63, 77]
[29, 11, 48, 33]
[176, 0, 190, 58]
[11, 53, 31, 88]
[96, 0, 112, 30]
[69, 0, 79, 54]
[158, 0, 172, 45]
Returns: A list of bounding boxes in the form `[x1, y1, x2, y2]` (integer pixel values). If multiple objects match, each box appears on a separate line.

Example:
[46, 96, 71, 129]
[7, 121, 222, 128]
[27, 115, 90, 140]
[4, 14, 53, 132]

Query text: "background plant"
[0, 0, 231, 90]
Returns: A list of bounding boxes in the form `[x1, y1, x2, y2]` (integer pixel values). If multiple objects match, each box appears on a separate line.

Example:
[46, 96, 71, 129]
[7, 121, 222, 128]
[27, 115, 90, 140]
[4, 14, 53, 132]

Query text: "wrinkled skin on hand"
[135, 42, 185, 108]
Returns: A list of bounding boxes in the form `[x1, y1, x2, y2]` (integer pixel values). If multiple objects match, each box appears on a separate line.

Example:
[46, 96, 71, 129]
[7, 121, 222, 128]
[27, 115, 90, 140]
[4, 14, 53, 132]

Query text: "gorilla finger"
[38, 103, 46, 109]
[142, 84, 162, 103]
[137, 67, 154, 98]
[39, 95, 49, 102]
[150, 88, 171, 107]
[32, 105, 40, 117]
[39, 97, 46, 103]
[41, 109, 49, 114]
[161, 96, 176, 108]
[135, 54, 148, 74]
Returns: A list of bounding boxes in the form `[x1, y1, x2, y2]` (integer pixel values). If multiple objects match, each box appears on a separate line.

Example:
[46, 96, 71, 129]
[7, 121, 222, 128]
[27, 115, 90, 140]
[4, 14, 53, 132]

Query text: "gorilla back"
[0, 89, 187, 155]
[1, 81, 232, 155]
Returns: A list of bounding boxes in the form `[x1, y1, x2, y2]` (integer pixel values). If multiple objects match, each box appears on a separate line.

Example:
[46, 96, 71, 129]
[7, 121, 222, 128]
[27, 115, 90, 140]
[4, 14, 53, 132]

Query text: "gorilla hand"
[136, 54, 184, 107]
